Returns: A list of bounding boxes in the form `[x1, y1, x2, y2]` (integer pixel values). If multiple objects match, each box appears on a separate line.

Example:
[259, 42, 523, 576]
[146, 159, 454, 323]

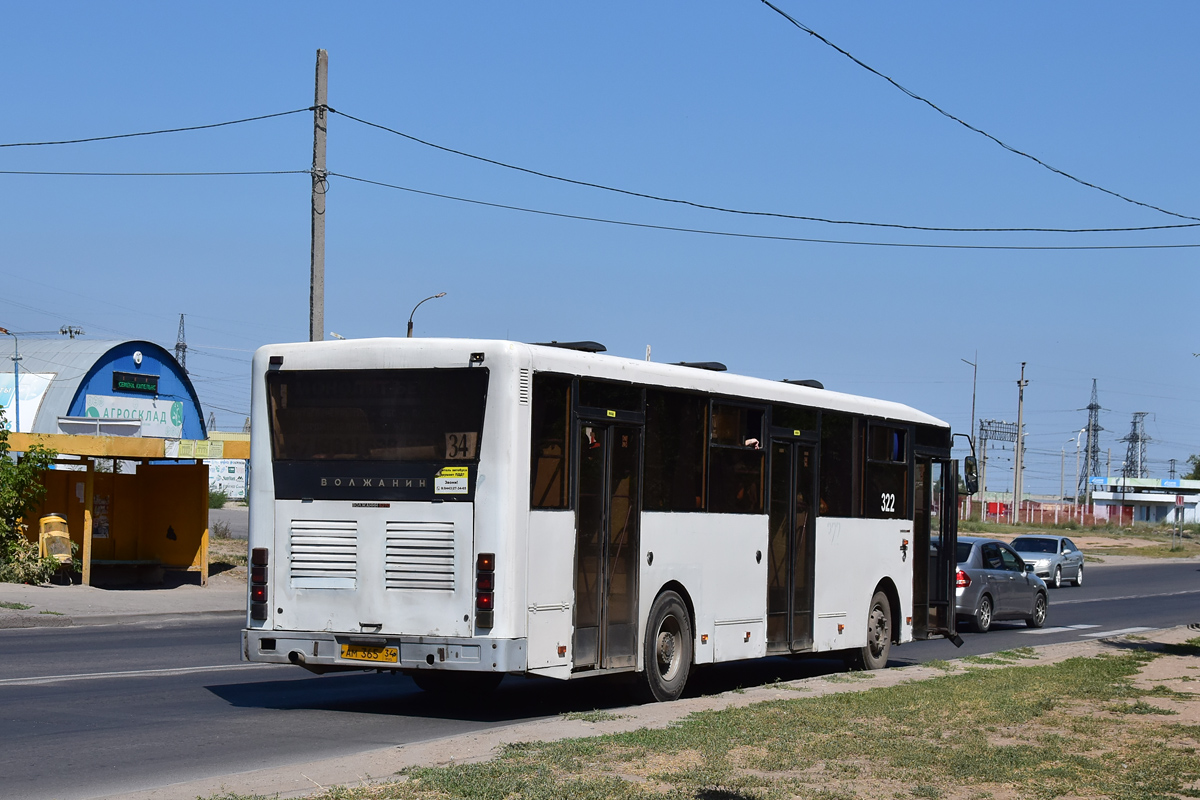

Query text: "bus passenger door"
[767, 439, 816, 653]
[913, 458, 958, 639]
[573, 421, 641, 671]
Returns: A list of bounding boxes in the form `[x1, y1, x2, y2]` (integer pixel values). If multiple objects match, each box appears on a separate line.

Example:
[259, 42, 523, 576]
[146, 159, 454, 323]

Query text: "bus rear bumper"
[242, 628, 527, 673]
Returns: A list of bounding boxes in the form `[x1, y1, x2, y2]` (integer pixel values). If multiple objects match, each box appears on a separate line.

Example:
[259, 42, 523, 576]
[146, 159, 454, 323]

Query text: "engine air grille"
[289, 520, 357, 589]
[385, 521, 456, 591]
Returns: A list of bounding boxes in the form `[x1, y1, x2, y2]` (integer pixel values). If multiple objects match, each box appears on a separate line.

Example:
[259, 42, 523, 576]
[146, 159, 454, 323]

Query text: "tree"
[1186, 455, 1200, 481]
[0, 407, 57, 562]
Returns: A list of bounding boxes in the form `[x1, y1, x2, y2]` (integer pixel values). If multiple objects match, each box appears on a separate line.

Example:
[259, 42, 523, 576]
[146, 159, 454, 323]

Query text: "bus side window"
[819, 411, 854, 517]
[863, 424, 908, 519]
[708, 404, 765, 514]
[530, 373, 572, 509]
[644, 390, 706, 511]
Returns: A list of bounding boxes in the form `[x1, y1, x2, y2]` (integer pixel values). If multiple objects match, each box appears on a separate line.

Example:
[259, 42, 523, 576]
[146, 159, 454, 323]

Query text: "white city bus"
[243, 338, 960, 701]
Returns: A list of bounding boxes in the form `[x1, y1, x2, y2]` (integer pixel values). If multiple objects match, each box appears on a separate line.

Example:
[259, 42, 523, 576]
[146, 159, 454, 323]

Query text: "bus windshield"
[267, 368, 488, 462]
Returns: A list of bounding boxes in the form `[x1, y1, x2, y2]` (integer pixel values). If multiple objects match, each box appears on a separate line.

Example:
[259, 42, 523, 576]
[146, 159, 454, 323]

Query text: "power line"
[757, 0, 1200, 224]
[330, 170, 1200, 251]
[332, 109, 1197, 235]
[0, 108, 312, 148]
[0, 170, 308, 177]
[7, 104, 1197, 236]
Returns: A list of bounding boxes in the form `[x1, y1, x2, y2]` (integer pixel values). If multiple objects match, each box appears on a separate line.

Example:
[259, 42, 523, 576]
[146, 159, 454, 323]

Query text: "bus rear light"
[250, 548, 269, 621]
[475, 552, 495, 629]
[956, 569, 971, 588]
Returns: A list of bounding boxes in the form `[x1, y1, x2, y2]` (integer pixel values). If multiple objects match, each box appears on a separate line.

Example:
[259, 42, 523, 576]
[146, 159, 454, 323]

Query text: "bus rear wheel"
[848, 590, 892, 670]
[640, 591, 692, 702]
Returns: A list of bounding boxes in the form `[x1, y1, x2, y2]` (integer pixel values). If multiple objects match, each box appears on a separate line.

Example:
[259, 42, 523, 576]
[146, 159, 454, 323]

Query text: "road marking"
[1080, 626, 1153, 639]
[0, 662, 291, 687]
[1053, 589, 1200, 606]
[1022, 624, 1100, 635]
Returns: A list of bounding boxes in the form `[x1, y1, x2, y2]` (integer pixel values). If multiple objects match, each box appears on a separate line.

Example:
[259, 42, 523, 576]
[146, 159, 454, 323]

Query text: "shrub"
[0, 538, 60, 585]
[211, 519, 232, 539]
[0, 407, 57, 575]
[208, 489, 228, 509]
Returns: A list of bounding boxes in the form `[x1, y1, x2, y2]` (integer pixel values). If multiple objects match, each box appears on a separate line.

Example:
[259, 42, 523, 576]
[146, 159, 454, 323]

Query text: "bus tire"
[411, 670, 503, 698]
[850, 590, 892, 670]
[640, 590, 692, 703]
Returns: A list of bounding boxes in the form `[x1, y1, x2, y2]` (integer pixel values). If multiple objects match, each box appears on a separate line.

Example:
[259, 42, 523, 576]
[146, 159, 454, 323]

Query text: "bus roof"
[255, 337, 948, 430]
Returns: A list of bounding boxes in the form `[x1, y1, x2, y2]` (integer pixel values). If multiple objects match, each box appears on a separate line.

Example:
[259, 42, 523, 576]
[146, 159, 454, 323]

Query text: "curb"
[0, 608, 244, 630]
[0, 612, 74, 629]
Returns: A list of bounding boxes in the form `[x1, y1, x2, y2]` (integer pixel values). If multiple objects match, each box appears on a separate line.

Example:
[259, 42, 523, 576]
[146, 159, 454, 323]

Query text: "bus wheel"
[850, 591, 892, 670]
[411, 671, 503, 698]
[641, 591, 692, 702]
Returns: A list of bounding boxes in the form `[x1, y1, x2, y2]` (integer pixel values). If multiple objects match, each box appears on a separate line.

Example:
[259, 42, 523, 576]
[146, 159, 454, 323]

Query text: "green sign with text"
[112, 371, 159, 395]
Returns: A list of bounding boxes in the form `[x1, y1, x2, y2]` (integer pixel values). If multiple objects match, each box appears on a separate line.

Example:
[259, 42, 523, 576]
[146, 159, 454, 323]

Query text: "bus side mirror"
[963, 456, 979, 495]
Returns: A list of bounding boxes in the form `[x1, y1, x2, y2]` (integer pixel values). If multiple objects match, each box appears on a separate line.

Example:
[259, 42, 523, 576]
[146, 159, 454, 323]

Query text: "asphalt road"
[1, 560, 1197, 800]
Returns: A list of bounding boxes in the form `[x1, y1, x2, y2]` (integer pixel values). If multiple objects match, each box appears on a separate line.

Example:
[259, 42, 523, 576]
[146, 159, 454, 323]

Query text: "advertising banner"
[206, 458, 247, 499]
[85, 394, 184, 438]
[0, 372, 55, 432]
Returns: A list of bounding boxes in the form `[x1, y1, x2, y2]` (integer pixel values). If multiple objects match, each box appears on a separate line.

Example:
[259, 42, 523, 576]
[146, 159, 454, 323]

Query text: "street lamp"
[0, 327, 18, 433]
[961, 354, 977, 520]
[407, 292, 446, 338]
[329, 332, 346, 340]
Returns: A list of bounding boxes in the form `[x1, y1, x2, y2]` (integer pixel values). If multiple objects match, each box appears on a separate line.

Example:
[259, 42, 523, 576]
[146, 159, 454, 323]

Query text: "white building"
[1089, 477, 1198, 524]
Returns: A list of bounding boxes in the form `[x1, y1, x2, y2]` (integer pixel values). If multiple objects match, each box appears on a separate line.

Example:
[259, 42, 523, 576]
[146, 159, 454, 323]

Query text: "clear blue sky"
[2, 2, 1196, 497]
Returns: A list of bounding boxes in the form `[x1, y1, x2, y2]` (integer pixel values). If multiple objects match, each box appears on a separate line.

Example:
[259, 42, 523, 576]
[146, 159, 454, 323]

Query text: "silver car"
[955, 536, 1048, 633]
[1010, 535, 1085, 589]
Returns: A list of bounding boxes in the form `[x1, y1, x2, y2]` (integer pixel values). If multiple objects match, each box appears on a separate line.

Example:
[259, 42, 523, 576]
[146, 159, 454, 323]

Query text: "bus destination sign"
[113, 371, 159, 395]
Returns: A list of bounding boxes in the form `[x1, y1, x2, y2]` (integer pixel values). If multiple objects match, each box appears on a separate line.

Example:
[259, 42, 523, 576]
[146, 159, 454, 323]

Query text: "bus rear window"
[267, 368, 488, 461]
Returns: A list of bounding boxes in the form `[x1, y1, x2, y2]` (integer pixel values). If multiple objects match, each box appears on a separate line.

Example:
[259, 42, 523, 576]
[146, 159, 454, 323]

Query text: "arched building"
[0, 338, 206, 440]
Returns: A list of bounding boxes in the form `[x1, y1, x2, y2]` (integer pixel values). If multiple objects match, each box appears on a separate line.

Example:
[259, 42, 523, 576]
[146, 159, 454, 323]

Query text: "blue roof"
[9, 338, 206, 439]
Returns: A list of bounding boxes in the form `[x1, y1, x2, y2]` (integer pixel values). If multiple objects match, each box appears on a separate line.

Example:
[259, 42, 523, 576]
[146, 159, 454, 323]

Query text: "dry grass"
[207, 535, 247, 572]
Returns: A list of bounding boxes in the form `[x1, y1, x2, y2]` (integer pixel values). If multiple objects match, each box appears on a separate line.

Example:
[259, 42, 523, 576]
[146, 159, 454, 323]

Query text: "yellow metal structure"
[8, 432, 248, 460]
[12, 433, 242, 585]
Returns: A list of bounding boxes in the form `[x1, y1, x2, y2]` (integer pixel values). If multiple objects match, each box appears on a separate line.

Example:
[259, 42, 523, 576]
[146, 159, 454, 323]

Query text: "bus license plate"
[340, 644, 399, 664]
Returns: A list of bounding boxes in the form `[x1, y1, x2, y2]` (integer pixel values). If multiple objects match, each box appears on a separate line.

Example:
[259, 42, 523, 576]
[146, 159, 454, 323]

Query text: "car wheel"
[639, 590, 692, 702]
[974, 594, 993, 633]
[1025, 593, 1047, 628]
[1072, 564, 1083, 587]
[1052, 566, 1061, 588]
[849, 590, 892, 670]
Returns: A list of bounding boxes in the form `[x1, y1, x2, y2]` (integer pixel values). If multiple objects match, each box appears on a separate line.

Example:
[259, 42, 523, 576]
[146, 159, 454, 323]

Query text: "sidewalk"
[0, 572, 245, 629]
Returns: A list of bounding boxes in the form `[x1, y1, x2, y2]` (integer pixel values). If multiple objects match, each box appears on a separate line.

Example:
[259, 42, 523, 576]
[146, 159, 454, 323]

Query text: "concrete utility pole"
[309, 49, 329, 343]
[1011, 363, 1028, 524]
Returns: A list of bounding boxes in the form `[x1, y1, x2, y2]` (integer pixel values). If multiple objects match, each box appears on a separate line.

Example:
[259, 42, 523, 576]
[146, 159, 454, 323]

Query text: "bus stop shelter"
[10, 432, 248, 586]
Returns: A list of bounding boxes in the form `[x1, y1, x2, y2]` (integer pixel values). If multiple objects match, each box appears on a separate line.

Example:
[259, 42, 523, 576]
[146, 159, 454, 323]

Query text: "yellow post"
[82, 459, 94, 586]
[200, 528, 209, 587]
